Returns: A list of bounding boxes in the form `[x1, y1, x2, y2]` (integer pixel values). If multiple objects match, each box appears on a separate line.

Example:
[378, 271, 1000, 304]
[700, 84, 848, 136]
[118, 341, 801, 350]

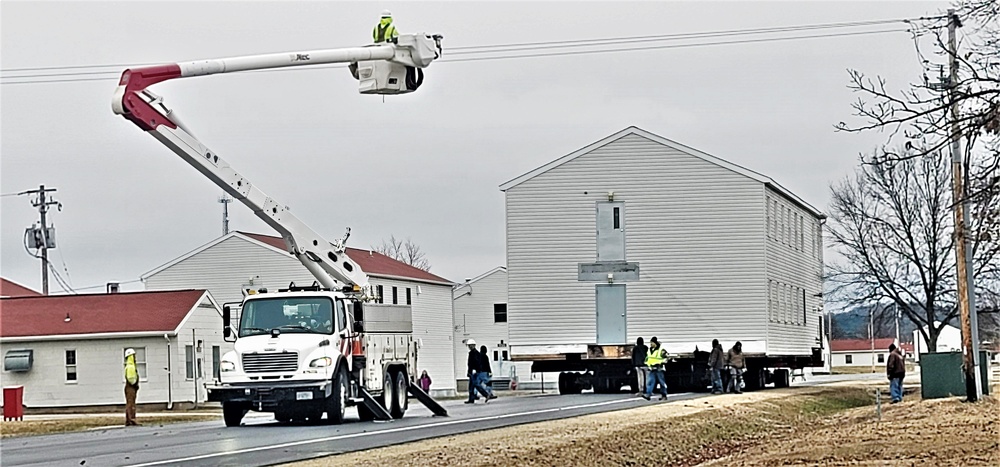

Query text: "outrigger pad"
[359, 388, 393, 421]
[407, 385, 448, 417]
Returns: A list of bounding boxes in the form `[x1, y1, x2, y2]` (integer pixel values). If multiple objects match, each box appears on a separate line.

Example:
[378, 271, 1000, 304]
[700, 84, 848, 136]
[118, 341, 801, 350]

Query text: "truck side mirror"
[353, 301, 365, 333]
[222, 305, 234, 341]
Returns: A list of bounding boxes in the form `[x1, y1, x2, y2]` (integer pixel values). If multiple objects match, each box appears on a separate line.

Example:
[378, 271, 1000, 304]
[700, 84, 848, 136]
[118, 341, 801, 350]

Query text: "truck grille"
[242, 352, 298, 373]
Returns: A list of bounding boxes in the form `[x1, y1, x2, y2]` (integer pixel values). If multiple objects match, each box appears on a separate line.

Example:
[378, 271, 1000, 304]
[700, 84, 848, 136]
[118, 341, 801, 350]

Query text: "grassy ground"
[286, 386, 875, 467]
[0, 414, 218, 438]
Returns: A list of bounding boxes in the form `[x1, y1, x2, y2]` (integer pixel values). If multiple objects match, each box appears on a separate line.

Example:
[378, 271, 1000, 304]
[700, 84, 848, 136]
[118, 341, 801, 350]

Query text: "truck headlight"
[309, 357, 333, 368]
[220, 361, 236, 372]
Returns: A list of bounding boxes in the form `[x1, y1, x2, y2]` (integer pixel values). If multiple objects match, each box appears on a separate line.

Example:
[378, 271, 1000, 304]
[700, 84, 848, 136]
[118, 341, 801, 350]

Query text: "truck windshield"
[239, 297, 335, 337]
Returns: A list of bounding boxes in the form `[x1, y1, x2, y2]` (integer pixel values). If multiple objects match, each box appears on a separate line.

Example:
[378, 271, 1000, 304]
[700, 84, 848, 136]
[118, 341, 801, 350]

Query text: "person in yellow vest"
[642, 337, 670, 401]
[373, 10, 399, 44]
[124, 348, 140, 426]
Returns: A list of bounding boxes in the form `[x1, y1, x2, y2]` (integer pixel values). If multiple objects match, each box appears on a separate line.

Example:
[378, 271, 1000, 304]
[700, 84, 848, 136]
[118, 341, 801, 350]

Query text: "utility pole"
[218, 194, 233, 235]
[20, 185, 61, 295]
[869, 307, 875, 374]
[946, 9, 981, 402]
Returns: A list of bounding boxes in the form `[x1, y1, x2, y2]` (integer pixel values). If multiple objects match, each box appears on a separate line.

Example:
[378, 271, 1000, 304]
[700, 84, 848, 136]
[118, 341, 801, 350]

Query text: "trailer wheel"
[274, 411, 291, 423]
[558, 372, 570, 395]
[774, 369, 790, 388]
[324, 365, 348, 424]
[222, 402, 247, 427]
[390, 371, 408, 419]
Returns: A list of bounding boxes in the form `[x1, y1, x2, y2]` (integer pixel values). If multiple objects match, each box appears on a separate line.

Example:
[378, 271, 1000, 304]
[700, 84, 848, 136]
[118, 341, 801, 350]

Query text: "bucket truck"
[112, 34, 447, 426]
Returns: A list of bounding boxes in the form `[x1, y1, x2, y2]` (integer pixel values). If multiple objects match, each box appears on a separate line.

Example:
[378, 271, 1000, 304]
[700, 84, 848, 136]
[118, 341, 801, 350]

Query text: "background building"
[830, 338, 914, 368]
[141, 231, 458, 396]
[912, 322, 963, 361]
[1, 289, 225, 409]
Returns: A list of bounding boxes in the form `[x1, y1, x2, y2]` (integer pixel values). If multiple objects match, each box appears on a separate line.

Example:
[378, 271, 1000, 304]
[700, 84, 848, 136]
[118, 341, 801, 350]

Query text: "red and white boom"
[112, 34, 443, 297]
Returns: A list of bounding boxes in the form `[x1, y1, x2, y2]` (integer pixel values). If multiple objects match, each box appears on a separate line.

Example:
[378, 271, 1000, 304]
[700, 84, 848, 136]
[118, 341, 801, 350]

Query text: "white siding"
[764, 189, 824, 354]
[505, 133, 768, 352]
[144, 235, 456, 395]
[0, 296, 230, 408]
[831, 351, 888, 368]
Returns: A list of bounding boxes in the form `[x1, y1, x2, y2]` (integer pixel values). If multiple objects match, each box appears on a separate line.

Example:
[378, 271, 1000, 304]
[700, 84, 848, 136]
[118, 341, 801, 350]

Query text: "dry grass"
[287, 386, 873, 467]
[0, 414, 218, 438]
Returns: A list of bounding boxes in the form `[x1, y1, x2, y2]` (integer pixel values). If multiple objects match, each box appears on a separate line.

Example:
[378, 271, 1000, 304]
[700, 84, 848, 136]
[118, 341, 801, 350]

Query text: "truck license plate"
[296, 392, 313, 400]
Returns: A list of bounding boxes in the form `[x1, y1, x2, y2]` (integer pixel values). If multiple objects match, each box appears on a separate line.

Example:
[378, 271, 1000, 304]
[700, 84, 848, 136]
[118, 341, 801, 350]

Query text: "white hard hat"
[381, 9, 392, 18]
[466, 339, 476, 346]
[124, 348, 136, 358]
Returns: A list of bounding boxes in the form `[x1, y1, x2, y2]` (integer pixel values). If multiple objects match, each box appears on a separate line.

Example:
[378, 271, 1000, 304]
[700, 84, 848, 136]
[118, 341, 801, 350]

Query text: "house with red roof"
[0, 289, 227, 409]
[140, 231, 458, 396]
[830, 338, 914, 368]
[1, 277, 43, 298]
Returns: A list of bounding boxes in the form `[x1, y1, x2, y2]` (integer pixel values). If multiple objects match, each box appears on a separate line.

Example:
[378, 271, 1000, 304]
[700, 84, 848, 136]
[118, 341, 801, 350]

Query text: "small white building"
[913, 322, 963, 361]
[1, 289, 226, 409]
[141, 231, 458, 397]
[830, 338, 913, 367]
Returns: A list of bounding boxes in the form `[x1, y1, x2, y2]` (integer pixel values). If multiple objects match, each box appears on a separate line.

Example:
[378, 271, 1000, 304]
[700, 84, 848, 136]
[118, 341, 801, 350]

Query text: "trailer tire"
[324, 365, 348, 425]
[558, 372, 570, 395]
[390, 371, 408, 419]
[222, 402, 247, 427]
[275, 411, 291, 423]
[774, 369, 790, 388]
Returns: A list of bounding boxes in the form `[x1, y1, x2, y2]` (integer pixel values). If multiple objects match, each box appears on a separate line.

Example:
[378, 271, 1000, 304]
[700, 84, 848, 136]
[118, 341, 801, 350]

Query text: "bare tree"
[373, 235, 431, 271]
[828, 152, 961, 351]
[832, 0, 1000, 347]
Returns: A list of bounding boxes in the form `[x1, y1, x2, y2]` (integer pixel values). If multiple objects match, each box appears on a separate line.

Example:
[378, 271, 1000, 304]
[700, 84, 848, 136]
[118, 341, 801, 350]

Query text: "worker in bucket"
[642, 337, 669, 401]
[465, 339, 491, 404]
[124, 348, 140, 426]
[373, 10, 399, 44]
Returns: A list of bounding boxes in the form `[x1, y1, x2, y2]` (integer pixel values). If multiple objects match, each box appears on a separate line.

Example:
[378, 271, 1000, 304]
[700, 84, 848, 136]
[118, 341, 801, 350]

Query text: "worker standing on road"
[708, 339, 725, 394]
[124, 348, 140, 426]
[479, 345, 498, 401]
[632, 337, 648, 396]
[642, 337, 669, 401]
[725, 341, 746, 394]
[886, 343, 906, 403]
[418, 370, 432, 393]
[465, 339, 491, 404]
[373, 10, 399, 44]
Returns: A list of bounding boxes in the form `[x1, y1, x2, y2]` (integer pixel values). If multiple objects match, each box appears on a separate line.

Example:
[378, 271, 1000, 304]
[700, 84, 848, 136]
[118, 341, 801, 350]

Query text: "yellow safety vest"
[125, 355, 139, 386]
[373, 20, 398, 43]
[645, 347, 667, 367]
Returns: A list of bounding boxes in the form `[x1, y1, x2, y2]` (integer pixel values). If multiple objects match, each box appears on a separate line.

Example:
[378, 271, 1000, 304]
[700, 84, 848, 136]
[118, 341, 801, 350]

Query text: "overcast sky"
[1, 1, 950, 294]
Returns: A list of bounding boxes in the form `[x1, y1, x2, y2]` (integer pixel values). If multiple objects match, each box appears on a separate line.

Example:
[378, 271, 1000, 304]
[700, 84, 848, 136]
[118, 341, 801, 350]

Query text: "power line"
[0, 27, 911, 86]
[1, 16, 934, 85]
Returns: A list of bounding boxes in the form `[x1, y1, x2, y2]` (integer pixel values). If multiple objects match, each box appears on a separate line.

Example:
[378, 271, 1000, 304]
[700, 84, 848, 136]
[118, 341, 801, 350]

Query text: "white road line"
[124, 396, 654, 467]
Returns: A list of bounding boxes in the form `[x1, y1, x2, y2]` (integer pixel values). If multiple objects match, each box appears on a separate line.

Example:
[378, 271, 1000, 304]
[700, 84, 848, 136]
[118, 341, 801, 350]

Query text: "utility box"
[3, 386, 24, 421]
[919, 351, 991, 399]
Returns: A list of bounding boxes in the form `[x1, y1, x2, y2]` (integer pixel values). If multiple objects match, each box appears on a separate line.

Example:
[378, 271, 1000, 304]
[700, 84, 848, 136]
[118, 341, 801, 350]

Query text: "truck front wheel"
[325, 366, 348, 425]
[223, 402, 247, 427]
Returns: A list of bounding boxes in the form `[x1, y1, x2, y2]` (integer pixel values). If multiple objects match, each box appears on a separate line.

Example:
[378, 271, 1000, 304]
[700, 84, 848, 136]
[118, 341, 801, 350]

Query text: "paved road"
[3, 374, 877, 467]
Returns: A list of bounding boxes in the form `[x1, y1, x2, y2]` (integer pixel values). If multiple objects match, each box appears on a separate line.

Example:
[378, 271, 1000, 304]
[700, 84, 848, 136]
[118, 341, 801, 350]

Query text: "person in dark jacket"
[886, 343, 906, 403]
[707, 339, 725, 394]
[479, 346, 497, 400]
[465, 339, 491, 404]
[725, 341, 746, 394]
[632, 337, 648, 395]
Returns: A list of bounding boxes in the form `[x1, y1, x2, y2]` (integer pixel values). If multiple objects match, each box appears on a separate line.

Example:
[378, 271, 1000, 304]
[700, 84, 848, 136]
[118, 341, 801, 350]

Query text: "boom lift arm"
[112, 35, 443, 297]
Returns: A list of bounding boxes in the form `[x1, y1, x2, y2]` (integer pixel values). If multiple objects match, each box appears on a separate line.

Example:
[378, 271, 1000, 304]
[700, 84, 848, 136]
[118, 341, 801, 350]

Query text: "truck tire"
[558, 372, 570, 395]
[774, 369, 790, 388]
[325, 366, 348, 424]
[390, 371, 408, 419]
[274, 411, 291, 423]
[223, 402, 246, 427]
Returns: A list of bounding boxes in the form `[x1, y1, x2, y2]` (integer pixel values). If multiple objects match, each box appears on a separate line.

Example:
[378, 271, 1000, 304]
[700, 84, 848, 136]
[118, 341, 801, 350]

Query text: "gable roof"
[0, 289, 215, 340]
[142, 232, 452, 286]
[499, 126, 824, 218]
[1, 277, 42, 298]
[453, 266, 506, 293]
[238, 232, 452, 285]
[831, 338, 914, 353]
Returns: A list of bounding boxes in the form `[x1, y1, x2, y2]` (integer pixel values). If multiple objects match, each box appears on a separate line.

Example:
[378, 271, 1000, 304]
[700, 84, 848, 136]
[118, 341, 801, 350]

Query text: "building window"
[494, 350, 499, 361]
[185, 345, 194, 380]
[376, 285, 384, 304]
[613, 207, 621, 229]
[212, 345, 221, 380]
[502, 350, 509, 361]
[125, 347, 148, 381]
[845, 355, 853, 364]
[65, 349, 77, 383]
[406, 287, 412, 305]
[877, 353, 885, 363]
[392, 286, 398, 305]
[494, 303, 507, 323]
